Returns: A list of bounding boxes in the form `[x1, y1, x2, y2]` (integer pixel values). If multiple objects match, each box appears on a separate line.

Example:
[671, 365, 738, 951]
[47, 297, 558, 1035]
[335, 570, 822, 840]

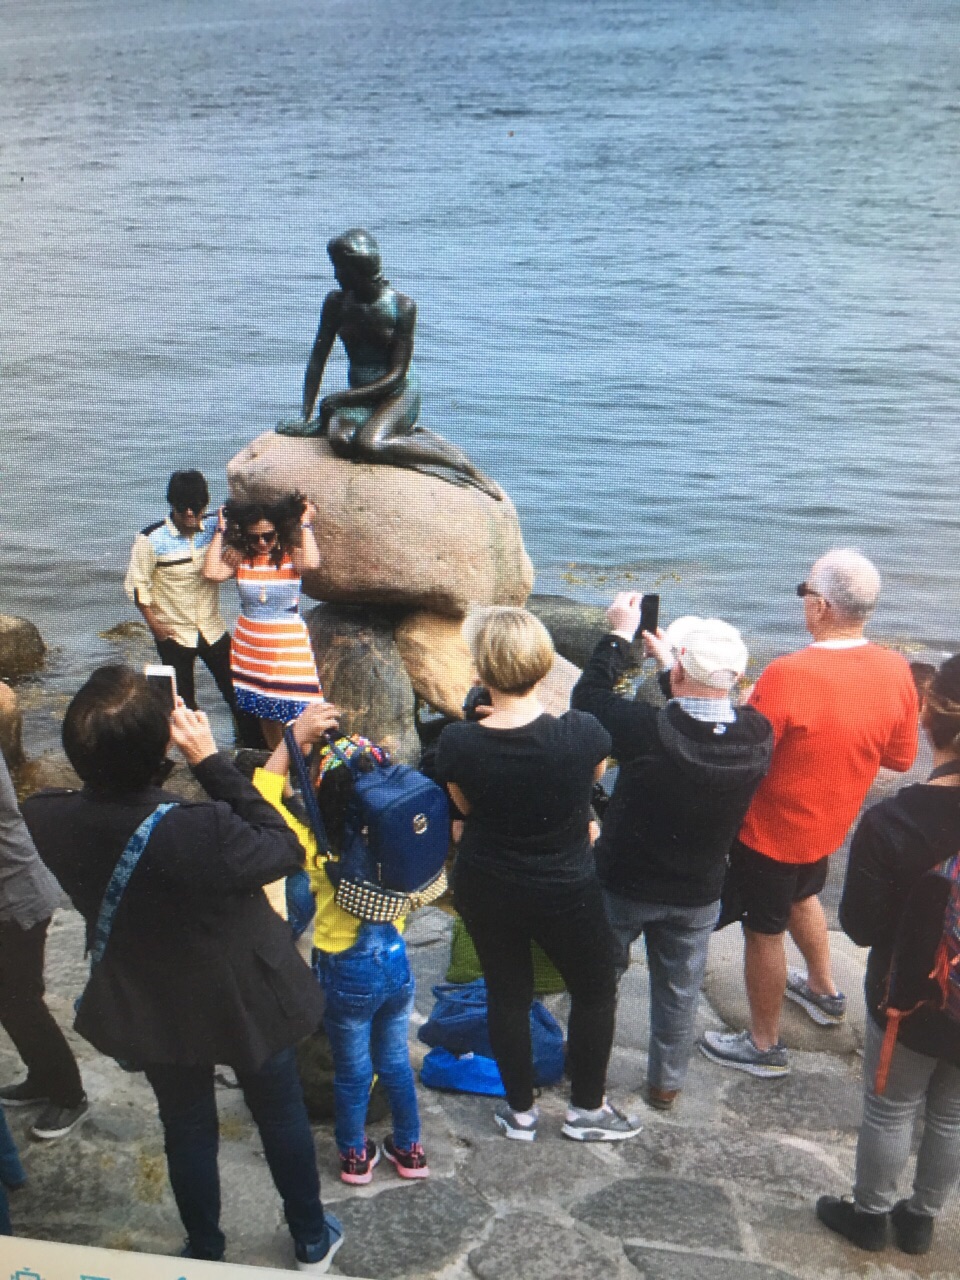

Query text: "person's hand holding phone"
[606, 592, 642, 641]
[289, 701, 341, 749]
[641, 627, 673, 670]
[170, 702, 219, 766]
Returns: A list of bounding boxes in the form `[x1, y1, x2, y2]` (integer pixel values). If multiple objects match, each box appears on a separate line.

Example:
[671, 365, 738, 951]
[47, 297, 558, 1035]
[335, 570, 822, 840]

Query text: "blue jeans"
[314, 923, 421, 1155]
[144, 1047, 330, 1261]
[0, 1108, 25, 1236]
[603, 891, 720, 1092]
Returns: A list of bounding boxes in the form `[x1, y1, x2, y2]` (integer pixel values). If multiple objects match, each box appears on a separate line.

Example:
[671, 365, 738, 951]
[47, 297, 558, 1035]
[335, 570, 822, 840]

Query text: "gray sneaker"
[785, 968, 847, 1026]
[561, 1101, 642, 1142]
[494, 1103, 538, 1142]
[699, 1029, 790, 1078]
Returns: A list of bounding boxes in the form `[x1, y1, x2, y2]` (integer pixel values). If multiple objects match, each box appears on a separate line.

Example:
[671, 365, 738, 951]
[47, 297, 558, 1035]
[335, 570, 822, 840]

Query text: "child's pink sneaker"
[382, 1135, 430, 1180]
[339, 1138, 379, 1185]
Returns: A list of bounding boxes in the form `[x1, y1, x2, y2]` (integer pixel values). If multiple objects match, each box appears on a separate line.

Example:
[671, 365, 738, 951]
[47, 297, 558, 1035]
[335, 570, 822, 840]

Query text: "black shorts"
[718, 840, 830, 936]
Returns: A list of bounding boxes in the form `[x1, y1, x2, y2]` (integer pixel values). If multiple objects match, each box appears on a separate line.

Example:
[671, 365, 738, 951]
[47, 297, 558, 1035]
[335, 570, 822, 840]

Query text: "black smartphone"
[634, 593, 660, 642]
[144, 663, 178, 714]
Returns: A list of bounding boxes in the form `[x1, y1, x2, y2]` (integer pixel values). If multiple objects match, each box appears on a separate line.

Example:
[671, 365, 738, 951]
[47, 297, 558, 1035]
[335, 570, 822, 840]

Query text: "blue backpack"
[285, 728, 450, 921]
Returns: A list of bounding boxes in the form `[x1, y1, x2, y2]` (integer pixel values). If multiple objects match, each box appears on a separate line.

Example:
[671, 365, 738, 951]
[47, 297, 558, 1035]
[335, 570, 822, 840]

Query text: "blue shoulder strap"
[283, 727, 332, 854]
[90, 803, 177, 966]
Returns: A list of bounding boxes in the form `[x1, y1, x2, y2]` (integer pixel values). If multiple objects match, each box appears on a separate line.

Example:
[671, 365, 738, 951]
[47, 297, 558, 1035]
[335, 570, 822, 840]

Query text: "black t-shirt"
[434, 710, 611, 890]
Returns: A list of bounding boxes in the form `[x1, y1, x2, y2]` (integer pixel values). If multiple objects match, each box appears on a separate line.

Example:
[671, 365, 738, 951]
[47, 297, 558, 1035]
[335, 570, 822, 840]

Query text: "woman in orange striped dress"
[204, 493, 323, 748]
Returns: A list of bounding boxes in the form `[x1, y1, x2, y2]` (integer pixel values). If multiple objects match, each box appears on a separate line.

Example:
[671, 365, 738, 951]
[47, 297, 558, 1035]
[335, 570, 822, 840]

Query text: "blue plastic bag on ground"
[420, 1047, 507, 1096]
[417, 979, 565, 1087]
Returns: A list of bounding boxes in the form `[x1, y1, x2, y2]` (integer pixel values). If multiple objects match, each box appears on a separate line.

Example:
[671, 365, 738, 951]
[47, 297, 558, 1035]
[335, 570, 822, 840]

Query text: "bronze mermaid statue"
[277, 229, 502, 500]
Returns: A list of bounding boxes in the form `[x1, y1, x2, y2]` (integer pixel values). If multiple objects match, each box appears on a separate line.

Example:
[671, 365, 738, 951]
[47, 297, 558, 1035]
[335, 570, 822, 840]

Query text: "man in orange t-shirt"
[700, 549, 918, 1077]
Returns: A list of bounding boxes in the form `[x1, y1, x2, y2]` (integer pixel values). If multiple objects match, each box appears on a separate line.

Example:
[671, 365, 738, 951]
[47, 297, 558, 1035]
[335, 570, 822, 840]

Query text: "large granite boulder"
[227, 433, 533, 617]
[396, 609, 582, 719]
[526, 594, 644, 669]
[395, 612, 473, 717]
[306, 603, 419, 764]
[0, 614, 45, 678]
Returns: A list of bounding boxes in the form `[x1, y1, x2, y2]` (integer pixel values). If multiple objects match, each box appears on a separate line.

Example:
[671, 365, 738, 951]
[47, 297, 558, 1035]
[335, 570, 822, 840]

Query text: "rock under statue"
[277, 229, 502, 500]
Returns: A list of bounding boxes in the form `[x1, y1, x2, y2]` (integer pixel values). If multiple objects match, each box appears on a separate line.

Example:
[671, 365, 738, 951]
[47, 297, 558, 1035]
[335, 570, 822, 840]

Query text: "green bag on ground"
[445, 916, 567, 995]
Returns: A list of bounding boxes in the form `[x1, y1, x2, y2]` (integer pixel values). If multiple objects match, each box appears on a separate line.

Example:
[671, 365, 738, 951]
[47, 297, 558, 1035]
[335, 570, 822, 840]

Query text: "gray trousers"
[602, 890, 719, 1092]
[855, 1015, 960, 1216]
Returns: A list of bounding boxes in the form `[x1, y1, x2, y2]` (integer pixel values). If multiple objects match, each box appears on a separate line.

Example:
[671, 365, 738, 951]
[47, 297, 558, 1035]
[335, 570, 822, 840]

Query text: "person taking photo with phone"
[571, 594, 773, 1111]
[21, 667, 344, 1272]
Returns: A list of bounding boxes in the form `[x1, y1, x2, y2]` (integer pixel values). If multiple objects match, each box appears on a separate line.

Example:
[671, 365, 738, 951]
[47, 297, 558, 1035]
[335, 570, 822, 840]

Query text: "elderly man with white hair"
[571, 598, 774, 1111]
[700, 548, 919, 1078]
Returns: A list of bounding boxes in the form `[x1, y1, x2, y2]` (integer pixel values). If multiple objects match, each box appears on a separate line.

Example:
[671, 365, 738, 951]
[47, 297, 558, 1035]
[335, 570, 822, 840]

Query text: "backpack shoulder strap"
[283, 726, 332, 855]
[91, 802, 177, 966]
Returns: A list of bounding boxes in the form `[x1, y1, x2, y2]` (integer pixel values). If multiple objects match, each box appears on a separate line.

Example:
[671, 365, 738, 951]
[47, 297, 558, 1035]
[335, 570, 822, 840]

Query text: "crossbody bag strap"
[90, 802, 177, 966]
[283, 726, 332, 855]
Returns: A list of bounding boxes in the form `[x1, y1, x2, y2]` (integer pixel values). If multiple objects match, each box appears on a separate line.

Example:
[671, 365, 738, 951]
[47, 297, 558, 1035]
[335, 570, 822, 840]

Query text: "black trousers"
[453, 860, 618, 1113]
[154, 632, 234, 713]
[0, 918, 84, 1106]
[155, 633, 263, 748]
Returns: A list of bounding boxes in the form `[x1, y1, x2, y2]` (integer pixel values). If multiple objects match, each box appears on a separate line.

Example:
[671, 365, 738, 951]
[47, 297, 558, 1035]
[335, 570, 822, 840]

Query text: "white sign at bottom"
[0, 1235, 296, 1280]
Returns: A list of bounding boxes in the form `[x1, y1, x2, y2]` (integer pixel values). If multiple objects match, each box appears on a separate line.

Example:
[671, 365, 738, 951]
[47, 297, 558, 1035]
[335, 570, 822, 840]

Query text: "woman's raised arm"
[203, 508, 239, 582]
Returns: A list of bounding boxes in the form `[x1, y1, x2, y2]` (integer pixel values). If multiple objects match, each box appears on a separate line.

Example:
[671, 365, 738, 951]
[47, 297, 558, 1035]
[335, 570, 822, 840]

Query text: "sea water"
[1, 0, 959, 746]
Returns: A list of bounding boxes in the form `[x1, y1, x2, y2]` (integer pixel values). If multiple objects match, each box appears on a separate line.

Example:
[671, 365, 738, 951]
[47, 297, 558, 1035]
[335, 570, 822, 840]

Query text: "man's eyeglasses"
[175, 507, 208, 519]
[796, 583, 825, 601]
[248, 531, 278, 546]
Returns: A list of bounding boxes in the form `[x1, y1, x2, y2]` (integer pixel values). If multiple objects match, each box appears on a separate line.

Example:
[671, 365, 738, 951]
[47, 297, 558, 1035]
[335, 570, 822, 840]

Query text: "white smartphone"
[144, 663, 178, 713]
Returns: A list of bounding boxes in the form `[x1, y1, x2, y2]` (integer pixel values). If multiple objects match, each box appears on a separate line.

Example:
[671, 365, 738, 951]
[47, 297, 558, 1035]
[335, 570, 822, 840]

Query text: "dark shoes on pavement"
[0, 1079, 49, 1108]
[382, 1135, 430, 1180]
[645, 1084, 680, 1112]
[339, 1139, 380, 1186]
[815, 1196, 887, 1251]
[891, 1199, 935, 1255]
[816, 1195, 935, 1256]
[30, 1096, 90, 1141]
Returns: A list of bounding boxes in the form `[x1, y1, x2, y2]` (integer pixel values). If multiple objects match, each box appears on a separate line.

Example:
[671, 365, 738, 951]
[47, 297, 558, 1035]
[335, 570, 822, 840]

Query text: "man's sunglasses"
[795, 583, 826, 602]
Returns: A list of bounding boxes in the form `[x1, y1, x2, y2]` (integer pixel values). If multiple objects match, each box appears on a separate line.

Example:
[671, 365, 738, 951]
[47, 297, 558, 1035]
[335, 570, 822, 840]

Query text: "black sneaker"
[891, 1199, 935, 1255]
[815, 1195, 888, 1252]
[30, 1096, 90, 1141]
[0, 1079, 49, 1108]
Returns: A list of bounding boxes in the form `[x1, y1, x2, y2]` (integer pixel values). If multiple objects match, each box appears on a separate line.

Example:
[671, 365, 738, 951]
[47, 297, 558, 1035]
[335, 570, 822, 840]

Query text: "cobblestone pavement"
[2, 899, 959, 1280]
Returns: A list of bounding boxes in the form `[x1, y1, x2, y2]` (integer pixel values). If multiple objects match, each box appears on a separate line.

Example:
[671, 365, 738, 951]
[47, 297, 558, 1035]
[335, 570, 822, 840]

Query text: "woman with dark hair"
[205, 492, 323, 748]
[816, 654, 960, 1257]
[21, 666, 344, 1271]
[434, 607, 640, 1144]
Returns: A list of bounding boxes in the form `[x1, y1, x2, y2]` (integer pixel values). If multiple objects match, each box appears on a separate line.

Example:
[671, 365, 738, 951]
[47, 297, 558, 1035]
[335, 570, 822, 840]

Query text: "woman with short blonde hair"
[435, 607, 639, 1144]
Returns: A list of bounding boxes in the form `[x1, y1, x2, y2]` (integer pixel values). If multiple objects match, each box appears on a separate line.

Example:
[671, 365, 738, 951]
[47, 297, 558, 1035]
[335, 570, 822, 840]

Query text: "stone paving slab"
[328, 1179, 492, 1277]
[467, 1211, 637, 1280]
[571, 1176, 742, 1252]
[623, 1245, 799, 1280]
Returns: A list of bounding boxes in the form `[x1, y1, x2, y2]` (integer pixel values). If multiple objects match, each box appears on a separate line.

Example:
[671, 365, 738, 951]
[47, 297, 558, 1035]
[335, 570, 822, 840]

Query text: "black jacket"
[571, 635, 773, 906]
[840, 784, 960, 1067]
[22, 753, 324, 1072]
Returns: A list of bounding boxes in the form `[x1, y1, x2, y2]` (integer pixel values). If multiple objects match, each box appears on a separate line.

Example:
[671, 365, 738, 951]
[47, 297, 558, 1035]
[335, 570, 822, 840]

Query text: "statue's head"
[327, 228, 383, 288]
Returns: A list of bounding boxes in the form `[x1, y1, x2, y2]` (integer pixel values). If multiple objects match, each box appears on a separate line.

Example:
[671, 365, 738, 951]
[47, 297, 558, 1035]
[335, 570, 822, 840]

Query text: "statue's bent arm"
[301, 291, 343, 422]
